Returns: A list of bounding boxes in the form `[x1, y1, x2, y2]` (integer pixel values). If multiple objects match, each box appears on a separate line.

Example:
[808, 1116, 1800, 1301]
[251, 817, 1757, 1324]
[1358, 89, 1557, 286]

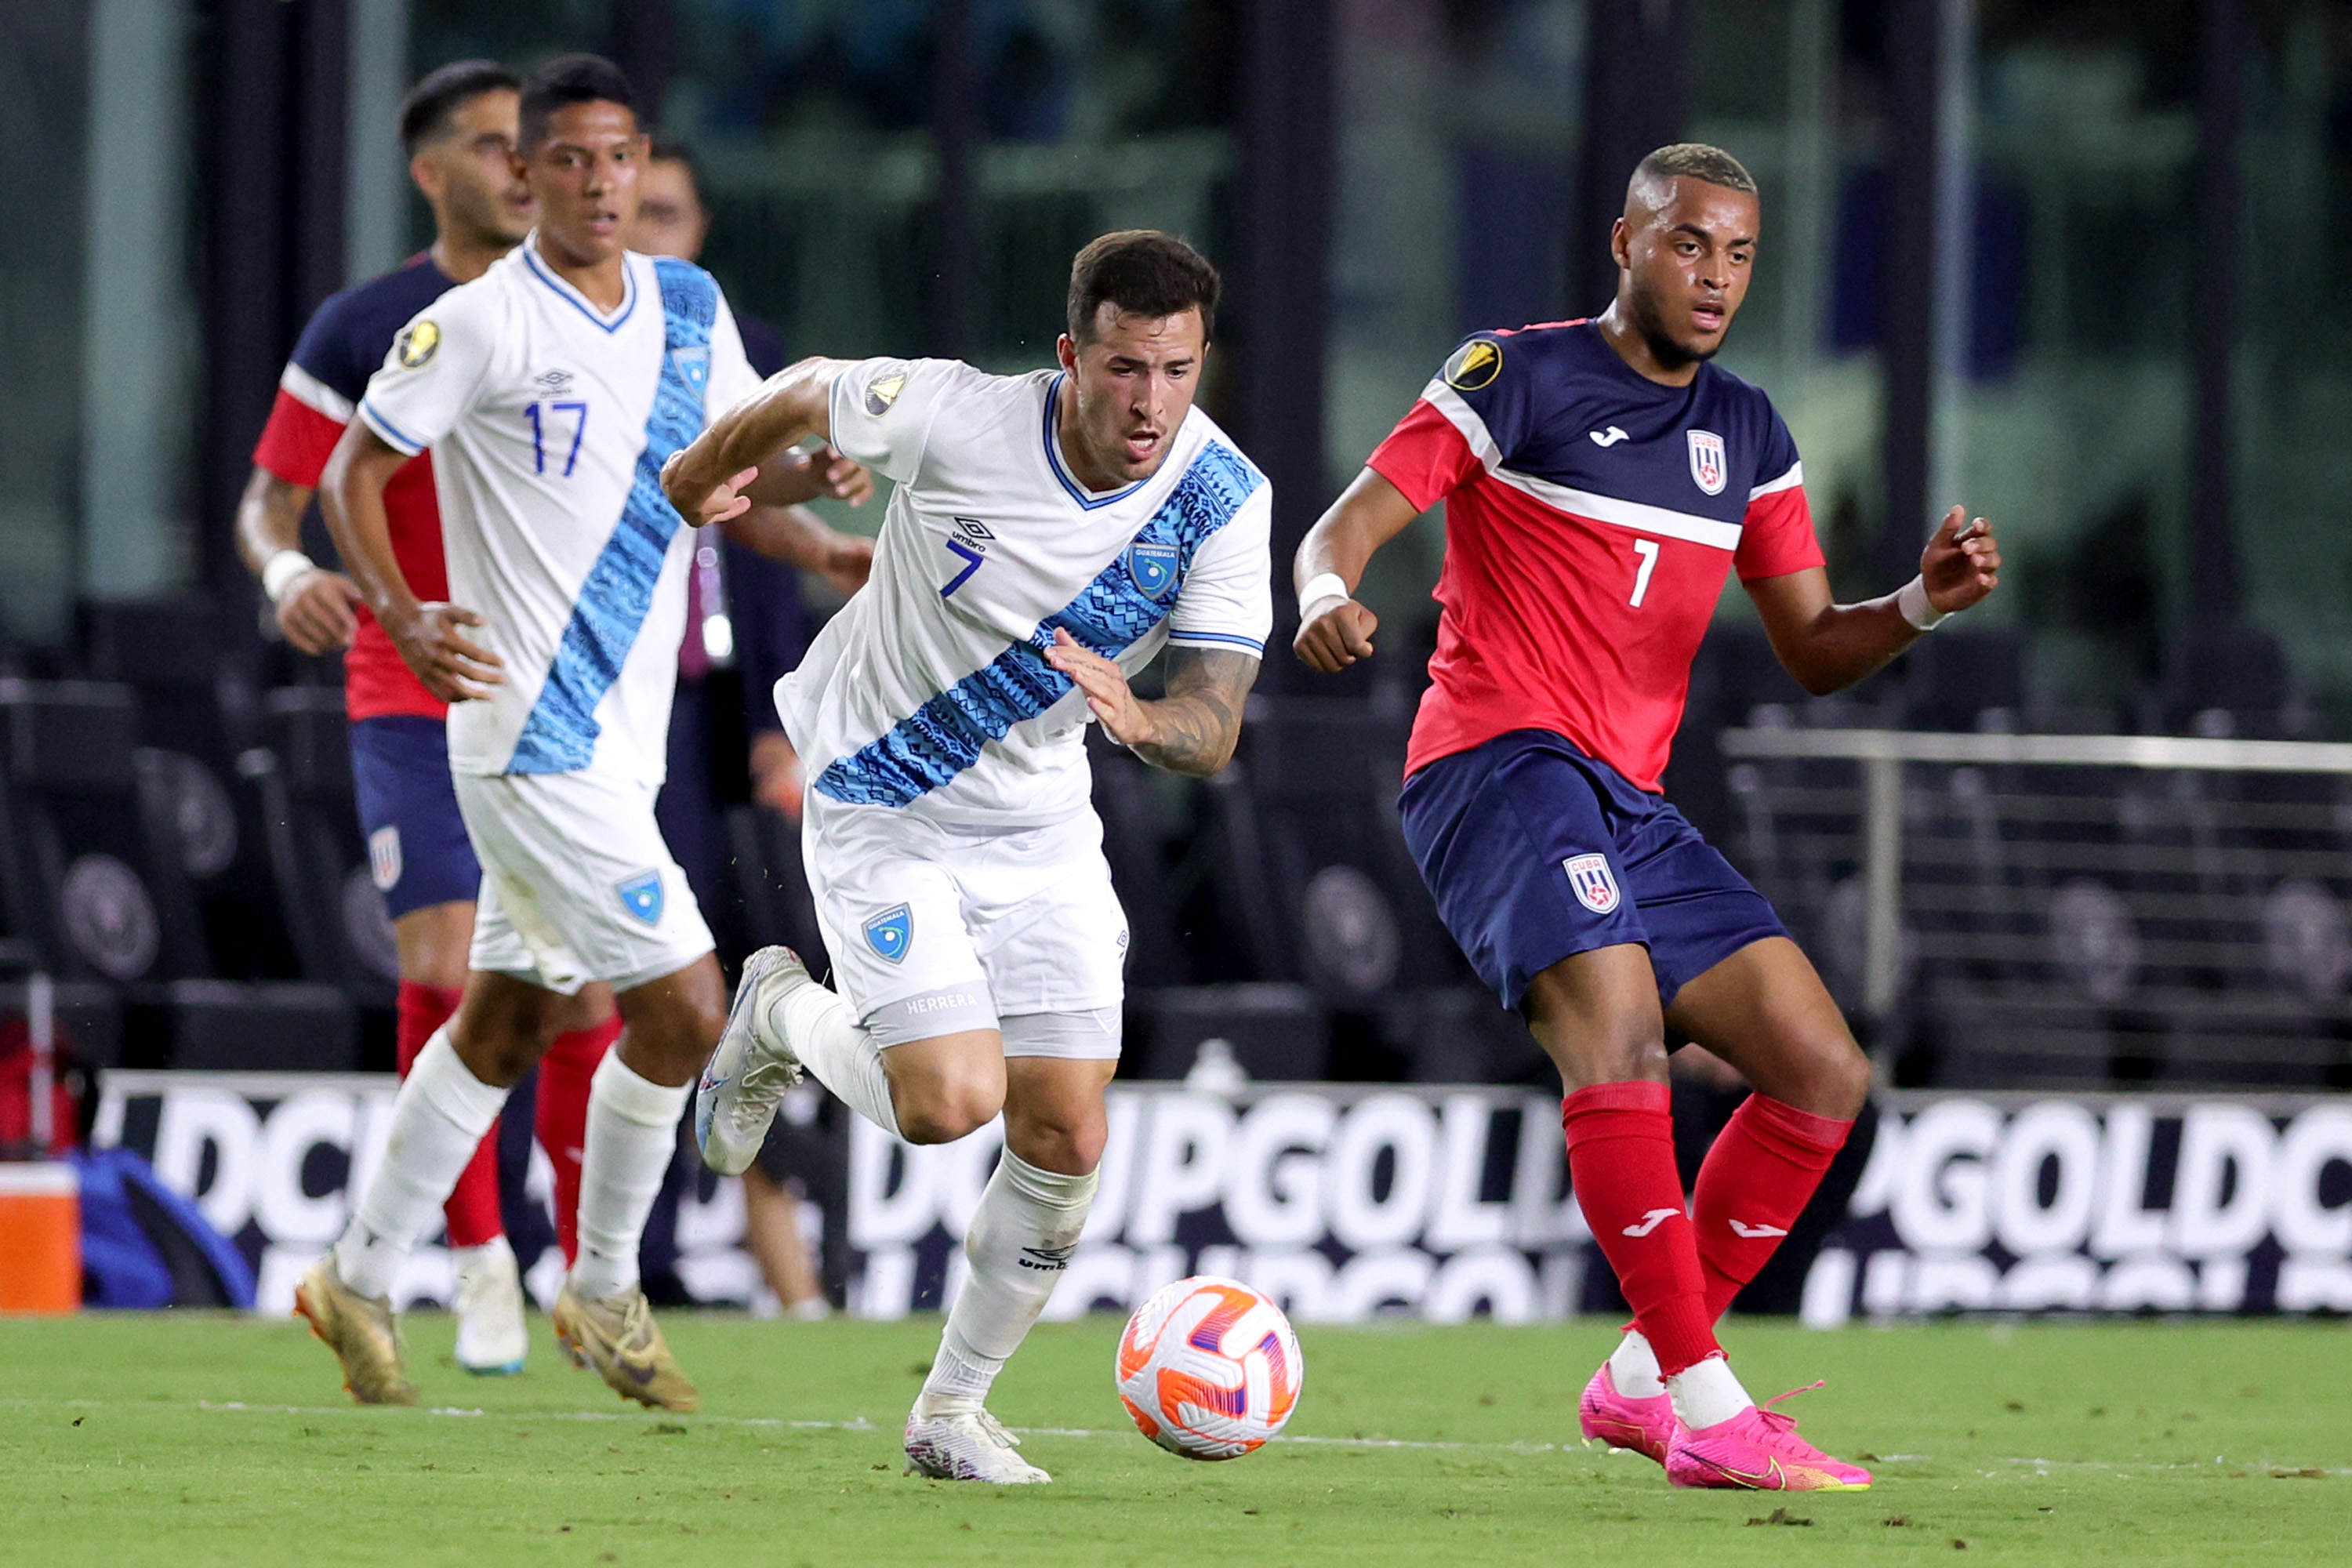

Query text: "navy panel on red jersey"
[251, 254, 457, 723]
[1369, 320, 1821, 791]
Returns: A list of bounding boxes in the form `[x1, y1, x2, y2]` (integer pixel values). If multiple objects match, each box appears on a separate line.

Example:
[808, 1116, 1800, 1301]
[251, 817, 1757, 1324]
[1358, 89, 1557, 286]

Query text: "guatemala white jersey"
[357, 239, 763, 786]
[778, 358, 1273, 828]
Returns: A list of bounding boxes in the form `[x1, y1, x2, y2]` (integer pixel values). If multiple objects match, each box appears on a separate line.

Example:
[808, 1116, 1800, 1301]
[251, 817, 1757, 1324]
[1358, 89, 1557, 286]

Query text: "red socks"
[396, 980, 503, 1250]
[1692, 1093, 1852, 1321]
[1561, 1081, 1718, 1377]
[535, 1014, 622, 1265]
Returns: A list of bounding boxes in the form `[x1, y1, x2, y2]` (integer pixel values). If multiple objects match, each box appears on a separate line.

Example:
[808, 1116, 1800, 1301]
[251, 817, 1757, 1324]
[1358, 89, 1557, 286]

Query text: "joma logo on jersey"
[1687, 430, 1728, 496]
[1563, 853, 1621, 914]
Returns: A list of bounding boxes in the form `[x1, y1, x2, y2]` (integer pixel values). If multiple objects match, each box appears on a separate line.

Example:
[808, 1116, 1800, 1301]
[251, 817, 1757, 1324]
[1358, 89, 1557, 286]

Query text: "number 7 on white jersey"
[1629, 538, 1660, 608]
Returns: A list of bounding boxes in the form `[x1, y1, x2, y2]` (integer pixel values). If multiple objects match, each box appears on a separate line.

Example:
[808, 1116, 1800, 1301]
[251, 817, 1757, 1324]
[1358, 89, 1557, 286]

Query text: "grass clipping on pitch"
[1, 1314, 2346, 1566]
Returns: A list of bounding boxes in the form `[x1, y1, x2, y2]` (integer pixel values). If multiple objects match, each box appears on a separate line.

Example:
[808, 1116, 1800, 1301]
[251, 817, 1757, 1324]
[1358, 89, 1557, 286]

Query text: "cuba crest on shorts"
[1564, 853, 1621, 914]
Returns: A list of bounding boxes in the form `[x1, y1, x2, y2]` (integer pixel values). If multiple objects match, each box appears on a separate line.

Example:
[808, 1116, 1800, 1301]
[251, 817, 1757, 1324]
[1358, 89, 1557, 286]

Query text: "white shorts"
[455, 770, 714, 996]
[803, 792, 1128, 1059]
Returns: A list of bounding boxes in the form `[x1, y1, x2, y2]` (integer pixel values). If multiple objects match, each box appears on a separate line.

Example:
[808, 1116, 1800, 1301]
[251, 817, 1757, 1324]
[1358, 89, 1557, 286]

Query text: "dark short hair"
[1632, 142, 1758, 198]
[397, 60, 521, 157]
[518, 54, 638, 152]
[1065, 230, 1220, 344]
[647, 134, 701, 187]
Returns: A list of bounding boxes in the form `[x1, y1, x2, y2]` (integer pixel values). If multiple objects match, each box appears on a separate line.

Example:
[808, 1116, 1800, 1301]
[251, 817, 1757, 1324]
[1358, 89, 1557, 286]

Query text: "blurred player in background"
[667, 232, 1271, 1482]
[236, 59, 622, 1377]
[1294, 143, 2001, 1491]
[296, 55, 869, 1412]
[627, 136, 852, 1318]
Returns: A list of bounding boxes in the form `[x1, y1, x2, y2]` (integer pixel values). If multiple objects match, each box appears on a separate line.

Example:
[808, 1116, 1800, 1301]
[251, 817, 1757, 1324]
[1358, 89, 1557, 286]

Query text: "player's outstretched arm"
[234, 466, 362, 655]
[662, 356, 854, 528]
[1748, 505, 2002, 695]
[1292, 469, 1423, 672]
[1044, 632, 1258, 777]
[318, 422, 505, 702]
[719, 503, 875, 597]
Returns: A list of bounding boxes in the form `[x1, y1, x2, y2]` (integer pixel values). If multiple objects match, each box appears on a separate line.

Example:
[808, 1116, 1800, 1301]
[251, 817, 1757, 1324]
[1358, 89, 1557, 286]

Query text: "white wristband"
[1896, 575, 1950, 631]
[261, 550, 318, 605]
[1298, 572, 1350, 619]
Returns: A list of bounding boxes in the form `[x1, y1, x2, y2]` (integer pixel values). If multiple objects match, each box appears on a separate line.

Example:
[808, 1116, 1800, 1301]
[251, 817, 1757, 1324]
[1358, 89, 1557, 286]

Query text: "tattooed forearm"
[1127, 647, 1260, 776]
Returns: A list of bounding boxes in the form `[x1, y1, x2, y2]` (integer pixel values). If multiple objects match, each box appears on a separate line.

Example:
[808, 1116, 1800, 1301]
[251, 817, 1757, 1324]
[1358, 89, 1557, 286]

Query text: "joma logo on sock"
[1018, 1245, 1076, 1272]
[1620, 1207, 1682, 1238]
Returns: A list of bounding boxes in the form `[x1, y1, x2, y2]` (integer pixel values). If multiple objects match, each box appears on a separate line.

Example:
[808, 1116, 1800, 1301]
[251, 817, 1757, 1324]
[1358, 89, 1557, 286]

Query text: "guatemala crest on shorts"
[1686, 430, 1728, 496]
[615, 870, 665, 926]
[864, 903, 913, 964]
[1563, 853, 1621, 915]
[1125, 539, 1180, 601]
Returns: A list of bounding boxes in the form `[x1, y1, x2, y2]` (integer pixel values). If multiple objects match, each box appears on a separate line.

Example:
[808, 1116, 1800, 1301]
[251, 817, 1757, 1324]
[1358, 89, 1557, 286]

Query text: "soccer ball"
[1115, 1276, 1303, 1460]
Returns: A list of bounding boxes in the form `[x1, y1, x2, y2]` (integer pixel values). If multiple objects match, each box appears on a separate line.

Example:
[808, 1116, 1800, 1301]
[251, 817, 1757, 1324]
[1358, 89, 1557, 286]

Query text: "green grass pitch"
[2, 1312, 2346, 1566]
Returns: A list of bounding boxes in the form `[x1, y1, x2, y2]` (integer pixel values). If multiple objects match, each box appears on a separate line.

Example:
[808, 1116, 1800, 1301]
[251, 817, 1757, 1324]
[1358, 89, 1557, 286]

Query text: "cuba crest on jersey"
[1687, 430, 1728, 496]
[1563, 852, 1621, 914]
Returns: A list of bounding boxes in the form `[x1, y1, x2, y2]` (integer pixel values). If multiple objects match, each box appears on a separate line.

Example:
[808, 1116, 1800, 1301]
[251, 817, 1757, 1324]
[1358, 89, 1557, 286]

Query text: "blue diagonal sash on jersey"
[814, 440, 1265, 808]
[508, 258, 716, 774]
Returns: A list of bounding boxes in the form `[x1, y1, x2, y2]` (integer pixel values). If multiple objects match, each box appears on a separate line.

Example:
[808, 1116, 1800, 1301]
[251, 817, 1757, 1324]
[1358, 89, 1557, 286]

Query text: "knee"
[1007, 1112, 1105, 1177]
[894, 1069, 1004, 1146]
[1531, 1014, 1669, 1092]
[1813, 1036, 1874, 1120]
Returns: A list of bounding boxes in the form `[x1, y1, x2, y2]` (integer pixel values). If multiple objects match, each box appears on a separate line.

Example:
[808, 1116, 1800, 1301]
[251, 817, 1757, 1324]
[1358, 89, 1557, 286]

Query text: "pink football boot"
[1664, 1381, 1873, 1491]
[1578, 1361, 1676, 1465]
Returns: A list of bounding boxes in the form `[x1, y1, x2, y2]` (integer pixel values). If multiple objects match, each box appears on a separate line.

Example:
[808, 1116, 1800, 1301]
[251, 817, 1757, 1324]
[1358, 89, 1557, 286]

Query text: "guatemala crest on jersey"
[1124, 539, 1180, 601]
[668, 346, 710, 398]
[616, 870, 665, 926]
[1563, 853, 1621, 915]
[1686, 430, 1728, 496]
[864, 903, 913, 964]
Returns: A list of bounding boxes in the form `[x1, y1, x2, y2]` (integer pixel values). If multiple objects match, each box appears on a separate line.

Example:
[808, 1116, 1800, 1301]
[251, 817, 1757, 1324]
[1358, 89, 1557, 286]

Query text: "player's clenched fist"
[276, 568, 365, 656]
[1920, 504, 2001, 615]
[386, 600, 506, 703]
[1293, 593, 1379, 673]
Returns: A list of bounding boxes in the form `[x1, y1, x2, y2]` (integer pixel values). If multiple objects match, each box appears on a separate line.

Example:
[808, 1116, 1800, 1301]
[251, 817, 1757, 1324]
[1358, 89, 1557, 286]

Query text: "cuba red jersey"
[250, 254, 457, 722]
[1369, 320, 1822, 793]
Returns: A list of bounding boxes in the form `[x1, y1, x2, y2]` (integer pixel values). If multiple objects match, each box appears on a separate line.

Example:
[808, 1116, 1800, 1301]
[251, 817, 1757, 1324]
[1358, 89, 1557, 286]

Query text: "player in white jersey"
[665, 231, 1269, 1481]
[293, 56, 873, 1412]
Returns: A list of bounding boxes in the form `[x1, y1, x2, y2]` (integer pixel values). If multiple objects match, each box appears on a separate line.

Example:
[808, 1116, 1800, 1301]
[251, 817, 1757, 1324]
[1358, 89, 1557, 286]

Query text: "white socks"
[915, 1149, 1098, 1418]
[568, 1051, 691, 1301]
[334, 1029, 509, 1299]
[1609, 1327, 1666, 1399]
[768, 971, 901, 1138]
[1668, 1353, 1755, 1431]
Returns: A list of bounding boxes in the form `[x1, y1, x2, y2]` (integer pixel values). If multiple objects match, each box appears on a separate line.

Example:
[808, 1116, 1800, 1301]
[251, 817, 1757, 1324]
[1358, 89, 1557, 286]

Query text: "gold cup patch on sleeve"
[394, 320, 441, 369]
[1442, 337, 1502, 391]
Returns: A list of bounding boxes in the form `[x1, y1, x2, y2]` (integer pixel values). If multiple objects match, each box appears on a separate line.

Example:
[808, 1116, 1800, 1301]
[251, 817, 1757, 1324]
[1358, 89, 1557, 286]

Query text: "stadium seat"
[244, 685, 398, 1002]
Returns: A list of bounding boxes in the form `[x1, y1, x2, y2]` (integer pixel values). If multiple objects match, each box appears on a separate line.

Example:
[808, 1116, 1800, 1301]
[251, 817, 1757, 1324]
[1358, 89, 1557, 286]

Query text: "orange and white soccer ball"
[1116, 1276, 1303, 1460]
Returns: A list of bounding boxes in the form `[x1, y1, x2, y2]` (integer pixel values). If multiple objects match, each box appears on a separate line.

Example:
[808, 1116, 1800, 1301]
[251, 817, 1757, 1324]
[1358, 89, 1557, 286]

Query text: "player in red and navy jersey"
[236, 61, 621, 1374]
[1295, 144, 2001, 1490]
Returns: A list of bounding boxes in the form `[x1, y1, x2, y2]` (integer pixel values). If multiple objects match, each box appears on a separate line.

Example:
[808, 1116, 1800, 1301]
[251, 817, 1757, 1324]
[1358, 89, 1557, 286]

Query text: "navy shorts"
[349, 716, 481, 921]
[1399, 728, 1788, 1012]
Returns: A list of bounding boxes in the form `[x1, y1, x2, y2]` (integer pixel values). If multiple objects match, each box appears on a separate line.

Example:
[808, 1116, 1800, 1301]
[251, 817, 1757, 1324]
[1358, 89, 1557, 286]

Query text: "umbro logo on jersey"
[1687, 429, 1728, 495]
[1564, 853, 1621, 913]
[952, 517, 994, 546]
[532, 368, 575, 391]
[394, 320, 440, 369]
[1589, 426, 1630, 447]
[1729, 1220, 1788, 1239]
[1621, 1207, 1682, 1238]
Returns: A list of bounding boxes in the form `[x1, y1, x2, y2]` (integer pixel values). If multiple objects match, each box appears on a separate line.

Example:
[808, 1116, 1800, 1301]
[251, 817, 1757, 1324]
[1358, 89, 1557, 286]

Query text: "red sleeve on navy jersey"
[1733, 474, 1824, 582]
[1366, 399, 1484, 514]
[251, 387, 348, 489]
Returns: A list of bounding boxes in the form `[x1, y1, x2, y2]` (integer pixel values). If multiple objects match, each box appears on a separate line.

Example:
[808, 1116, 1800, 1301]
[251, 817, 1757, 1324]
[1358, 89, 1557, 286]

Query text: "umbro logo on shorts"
[615, 870, 664, 926]
[864, 903, 913, 964]
[1563, 853, 1621, 914]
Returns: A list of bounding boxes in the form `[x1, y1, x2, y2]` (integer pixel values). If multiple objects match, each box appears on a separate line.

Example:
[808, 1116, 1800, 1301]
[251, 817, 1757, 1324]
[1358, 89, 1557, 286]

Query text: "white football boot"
[452, 1237, 529, 1376]
[903, 1406, 1052, 1484]
[695, 946, 807, 1175]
